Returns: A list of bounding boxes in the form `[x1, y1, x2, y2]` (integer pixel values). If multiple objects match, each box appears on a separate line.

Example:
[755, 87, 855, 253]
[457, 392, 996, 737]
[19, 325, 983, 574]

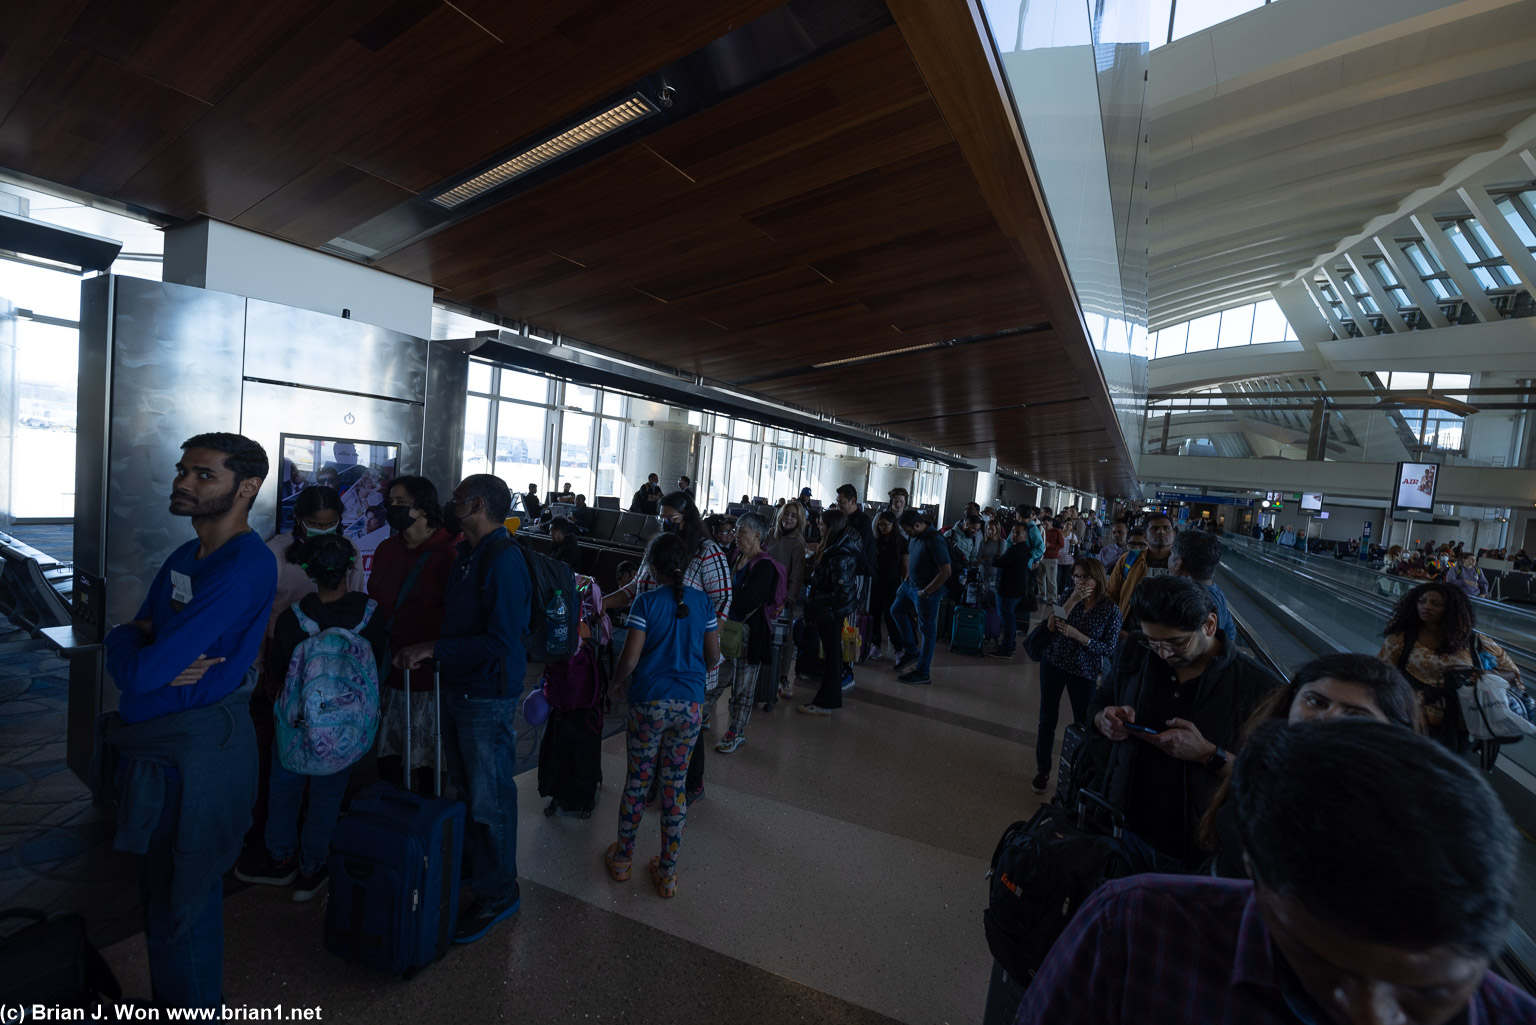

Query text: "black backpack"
[476, 536, 580, 663]
[983, 794, 1165, 983]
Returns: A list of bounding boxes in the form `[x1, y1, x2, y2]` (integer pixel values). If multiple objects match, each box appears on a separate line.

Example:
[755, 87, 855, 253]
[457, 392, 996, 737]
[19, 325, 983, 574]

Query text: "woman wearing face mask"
[603, 491, 731, 802]
[1198, 653, 1420, 877]
[368, 476, 460, 793]
[767, 500, 809, 697]
[242, 485, 366, 857]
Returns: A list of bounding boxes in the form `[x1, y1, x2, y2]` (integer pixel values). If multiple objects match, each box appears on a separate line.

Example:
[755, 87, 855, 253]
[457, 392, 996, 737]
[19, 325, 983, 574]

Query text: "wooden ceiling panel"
[65, 0, 323, 105]
[236, 160, 416, 248]
[0, 1, 1141, 495]
[0, 42, 210, 197]
[0, 0, 89, 125]
[337, 1, 788, 192]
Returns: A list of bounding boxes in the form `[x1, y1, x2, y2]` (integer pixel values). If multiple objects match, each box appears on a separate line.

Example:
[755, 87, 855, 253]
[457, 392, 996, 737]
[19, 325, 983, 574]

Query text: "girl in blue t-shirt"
[604, 532, 719, 898]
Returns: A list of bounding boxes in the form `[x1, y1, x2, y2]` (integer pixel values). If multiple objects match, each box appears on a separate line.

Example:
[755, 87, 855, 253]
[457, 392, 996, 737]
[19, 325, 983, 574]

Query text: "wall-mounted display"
[1393, 461, 1439, 515]
[278, 435, 400, 583]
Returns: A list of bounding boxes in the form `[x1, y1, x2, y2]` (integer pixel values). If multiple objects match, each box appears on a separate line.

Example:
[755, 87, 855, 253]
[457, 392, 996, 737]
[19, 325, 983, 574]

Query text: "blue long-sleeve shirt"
[434, 528, 532, 700]
[105, 531, 276, 724]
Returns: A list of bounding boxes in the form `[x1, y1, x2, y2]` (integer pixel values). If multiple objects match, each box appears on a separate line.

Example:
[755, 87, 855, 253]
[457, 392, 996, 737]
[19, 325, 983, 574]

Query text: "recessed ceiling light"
[431, 95, 658, 209]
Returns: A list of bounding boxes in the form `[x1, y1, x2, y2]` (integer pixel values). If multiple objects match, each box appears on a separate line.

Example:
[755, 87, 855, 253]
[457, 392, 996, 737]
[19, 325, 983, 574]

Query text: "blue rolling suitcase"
[951, 606, 986, 656]
[325, 662, 464, 977]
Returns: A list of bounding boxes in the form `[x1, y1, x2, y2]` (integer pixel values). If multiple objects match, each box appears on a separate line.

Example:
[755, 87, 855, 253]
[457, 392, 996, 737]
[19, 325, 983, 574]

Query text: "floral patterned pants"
[616, 699, 702, 877]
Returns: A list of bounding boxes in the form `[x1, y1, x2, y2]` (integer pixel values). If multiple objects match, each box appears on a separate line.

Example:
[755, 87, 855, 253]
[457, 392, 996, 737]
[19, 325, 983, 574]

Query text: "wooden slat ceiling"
[0, 0, 1139, 495]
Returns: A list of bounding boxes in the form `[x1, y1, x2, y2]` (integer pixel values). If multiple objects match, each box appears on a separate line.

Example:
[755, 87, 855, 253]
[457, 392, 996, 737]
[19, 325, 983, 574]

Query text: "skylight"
[1151, 0, 1284, 50]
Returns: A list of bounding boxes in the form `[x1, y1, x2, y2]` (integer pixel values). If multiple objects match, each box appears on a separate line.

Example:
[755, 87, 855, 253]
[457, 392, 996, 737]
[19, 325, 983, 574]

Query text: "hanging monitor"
[1299, 493, 1323, 512]
[1393, 461, 1440, 515]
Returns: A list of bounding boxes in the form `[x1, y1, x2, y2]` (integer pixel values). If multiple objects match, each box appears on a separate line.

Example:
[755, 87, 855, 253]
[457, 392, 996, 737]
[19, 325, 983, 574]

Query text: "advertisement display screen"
[1393, 461, 1440, 514]
[277, 435, 400, 585]
[1300, 493, 1323, 512]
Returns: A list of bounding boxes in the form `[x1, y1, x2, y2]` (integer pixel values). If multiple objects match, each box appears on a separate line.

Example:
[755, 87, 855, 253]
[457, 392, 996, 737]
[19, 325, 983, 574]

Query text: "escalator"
[1217, 535, 1536, 992]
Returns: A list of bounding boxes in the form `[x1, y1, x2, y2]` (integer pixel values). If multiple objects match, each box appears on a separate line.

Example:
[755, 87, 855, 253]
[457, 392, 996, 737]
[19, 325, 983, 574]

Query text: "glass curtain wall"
[0, 182, 165, 520]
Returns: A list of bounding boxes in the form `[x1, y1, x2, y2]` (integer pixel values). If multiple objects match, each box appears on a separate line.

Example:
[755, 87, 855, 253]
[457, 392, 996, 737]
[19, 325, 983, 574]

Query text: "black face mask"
[385, 505, 415, 532]
[659, 518, 681, 534]
[443, 500, 468, 535]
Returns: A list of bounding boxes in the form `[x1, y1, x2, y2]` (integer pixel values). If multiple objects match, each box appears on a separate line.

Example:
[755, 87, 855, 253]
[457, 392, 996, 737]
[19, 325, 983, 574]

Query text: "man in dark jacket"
[397, 474, 532, 944]
[1086, 576, 1281, 868]
[836, 484, 877, 624]
[987, 521, 1038, 659]
[629, 473, 662, 515]
[549, 517, 581, 570]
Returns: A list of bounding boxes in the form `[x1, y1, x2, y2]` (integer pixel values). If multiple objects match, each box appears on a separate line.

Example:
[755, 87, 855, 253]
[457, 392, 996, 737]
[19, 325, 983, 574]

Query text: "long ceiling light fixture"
[430, 95, 658, 209]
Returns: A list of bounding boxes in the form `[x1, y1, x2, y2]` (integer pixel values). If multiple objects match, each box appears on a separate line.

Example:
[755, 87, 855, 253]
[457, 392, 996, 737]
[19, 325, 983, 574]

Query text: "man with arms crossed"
[100, 433, 277, 1008]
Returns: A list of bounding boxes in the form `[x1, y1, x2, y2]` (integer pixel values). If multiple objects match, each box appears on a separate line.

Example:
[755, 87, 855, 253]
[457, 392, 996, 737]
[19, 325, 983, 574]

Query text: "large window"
[0, 182, 165, 520]
[1152, 0, 1283, 49]
[1151, 297, 1296, 359]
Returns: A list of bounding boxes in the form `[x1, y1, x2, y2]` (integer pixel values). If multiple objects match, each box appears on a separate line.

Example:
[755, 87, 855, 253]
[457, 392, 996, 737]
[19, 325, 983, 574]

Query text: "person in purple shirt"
[100, 433, 276, 1009]
[1018, 719, 1535, 1025]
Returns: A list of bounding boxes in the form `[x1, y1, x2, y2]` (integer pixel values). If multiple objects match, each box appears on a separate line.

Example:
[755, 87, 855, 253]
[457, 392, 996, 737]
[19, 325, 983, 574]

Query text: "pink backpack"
[541, 642, 607, 734]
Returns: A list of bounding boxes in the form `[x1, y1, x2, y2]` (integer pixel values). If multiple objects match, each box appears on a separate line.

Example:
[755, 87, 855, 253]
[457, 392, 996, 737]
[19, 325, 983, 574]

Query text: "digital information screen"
[277, 435, 400, 585]
[1300, 493, 1323, 512]
[1393, 461, 1440, 514]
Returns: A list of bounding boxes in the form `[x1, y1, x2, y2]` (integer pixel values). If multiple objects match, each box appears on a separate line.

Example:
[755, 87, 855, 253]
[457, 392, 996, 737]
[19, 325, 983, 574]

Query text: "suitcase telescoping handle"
[403, 658, 446, 799]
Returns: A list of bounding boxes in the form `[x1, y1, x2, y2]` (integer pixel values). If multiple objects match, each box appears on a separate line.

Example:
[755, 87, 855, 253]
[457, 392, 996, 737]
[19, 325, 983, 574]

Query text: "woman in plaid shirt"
[605, 491, 731, 802]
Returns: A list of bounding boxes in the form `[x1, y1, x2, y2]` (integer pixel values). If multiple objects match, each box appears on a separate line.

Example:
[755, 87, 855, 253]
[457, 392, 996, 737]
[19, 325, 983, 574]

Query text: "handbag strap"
[385, 550, 433, 637]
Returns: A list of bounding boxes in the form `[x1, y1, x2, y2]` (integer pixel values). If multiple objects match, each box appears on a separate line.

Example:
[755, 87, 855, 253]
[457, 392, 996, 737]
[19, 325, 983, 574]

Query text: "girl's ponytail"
[645, 532, 691, 618]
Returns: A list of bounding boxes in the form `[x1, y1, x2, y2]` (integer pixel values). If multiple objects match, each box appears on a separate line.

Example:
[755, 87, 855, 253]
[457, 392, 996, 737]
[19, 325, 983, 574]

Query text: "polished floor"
[100, 638, 1062, 1024]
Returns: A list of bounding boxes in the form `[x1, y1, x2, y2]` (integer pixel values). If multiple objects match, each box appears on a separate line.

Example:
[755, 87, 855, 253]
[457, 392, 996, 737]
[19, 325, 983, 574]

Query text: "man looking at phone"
[1087, 577, 1281, 867]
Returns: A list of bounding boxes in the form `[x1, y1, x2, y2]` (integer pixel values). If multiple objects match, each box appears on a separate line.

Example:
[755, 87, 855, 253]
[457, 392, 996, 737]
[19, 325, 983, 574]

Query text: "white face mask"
[302, 520, 339, 536]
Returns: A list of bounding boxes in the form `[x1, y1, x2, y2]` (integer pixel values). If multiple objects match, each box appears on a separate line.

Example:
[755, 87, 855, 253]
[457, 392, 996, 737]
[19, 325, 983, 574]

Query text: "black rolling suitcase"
[325, 661, 464, 977]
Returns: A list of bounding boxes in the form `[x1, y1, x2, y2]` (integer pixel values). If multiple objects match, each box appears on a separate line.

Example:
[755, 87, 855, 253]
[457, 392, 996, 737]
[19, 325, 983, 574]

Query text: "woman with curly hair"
[1378, 581, 1520, 751]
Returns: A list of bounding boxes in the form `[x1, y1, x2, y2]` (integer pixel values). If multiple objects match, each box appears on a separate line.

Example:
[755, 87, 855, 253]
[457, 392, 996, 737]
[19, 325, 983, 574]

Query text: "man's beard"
[170, 481, 241, 519]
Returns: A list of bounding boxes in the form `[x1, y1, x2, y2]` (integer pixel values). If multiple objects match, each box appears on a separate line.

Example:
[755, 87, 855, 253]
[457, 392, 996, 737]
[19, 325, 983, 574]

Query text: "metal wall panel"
[240, 381, 423, 543]
[421, 342, 468, 492]
[104, 277, 247, 627]
[73, 274, 113, 580]
[243, 298, 426, 400]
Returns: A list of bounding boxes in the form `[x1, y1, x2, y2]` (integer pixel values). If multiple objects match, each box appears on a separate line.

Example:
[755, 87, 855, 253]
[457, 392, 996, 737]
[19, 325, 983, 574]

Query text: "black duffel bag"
[0, 908, 121, 1010]
[983, 792, 1170, 985]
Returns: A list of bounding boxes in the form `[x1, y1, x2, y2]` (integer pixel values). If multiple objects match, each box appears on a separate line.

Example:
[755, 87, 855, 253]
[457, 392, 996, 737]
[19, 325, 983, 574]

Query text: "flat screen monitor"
[595, 495, 620, 510]
[277, 435, 400, 586]
[897, 456, 918, 468]
[591, 508, 620, 540]
[1300, 492, 1323, 512]
[1393, 461, 1440, 514]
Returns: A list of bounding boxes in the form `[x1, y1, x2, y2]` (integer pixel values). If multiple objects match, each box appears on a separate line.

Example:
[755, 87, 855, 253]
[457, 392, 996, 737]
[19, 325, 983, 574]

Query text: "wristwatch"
[1206, 746, 1229, 773]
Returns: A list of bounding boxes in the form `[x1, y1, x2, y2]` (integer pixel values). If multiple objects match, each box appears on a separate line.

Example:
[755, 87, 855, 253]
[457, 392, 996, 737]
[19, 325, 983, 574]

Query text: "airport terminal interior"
[3, 0, 1536, 1021]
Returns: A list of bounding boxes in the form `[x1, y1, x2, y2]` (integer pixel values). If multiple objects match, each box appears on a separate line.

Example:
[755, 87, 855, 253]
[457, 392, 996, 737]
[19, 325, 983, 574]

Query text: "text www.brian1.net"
[5, 1007, 324, 1022]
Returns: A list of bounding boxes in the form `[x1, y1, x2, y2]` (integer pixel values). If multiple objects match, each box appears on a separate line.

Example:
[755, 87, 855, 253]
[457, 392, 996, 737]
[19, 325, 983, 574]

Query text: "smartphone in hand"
[1052, 604, 1068, 620]
[1123, 722, 1163, 736]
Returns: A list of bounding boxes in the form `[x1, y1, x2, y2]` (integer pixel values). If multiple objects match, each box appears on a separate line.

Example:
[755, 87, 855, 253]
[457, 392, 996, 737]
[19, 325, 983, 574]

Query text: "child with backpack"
[603, 532, 720, 898]
[236, 534, 387, 901]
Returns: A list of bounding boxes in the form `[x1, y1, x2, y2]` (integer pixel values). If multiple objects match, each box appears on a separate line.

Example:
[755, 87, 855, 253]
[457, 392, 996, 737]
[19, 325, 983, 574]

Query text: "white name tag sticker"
[170, 570, 194, 611]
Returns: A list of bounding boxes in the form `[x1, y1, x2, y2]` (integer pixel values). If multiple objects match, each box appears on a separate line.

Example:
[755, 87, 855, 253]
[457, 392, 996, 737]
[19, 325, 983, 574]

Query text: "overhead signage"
[1155, 491, 1254, 508]
[1300, 492, 1323, 512]
[1393, 461, 1440, 513]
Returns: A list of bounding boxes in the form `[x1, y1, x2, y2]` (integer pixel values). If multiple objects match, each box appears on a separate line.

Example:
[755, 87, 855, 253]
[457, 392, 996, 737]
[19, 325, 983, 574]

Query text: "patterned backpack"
[275, 600, 382, 775]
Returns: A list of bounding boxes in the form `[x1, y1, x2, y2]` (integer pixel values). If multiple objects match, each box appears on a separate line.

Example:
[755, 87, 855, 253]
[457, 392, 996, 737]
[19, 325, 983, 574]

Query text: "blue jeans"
[265, 752, 351, 874]
[998, 596, 1022, 653]
[443, 692, 519, 904]
[890, 580, 941, 673]
[139, 774, 224, 1009]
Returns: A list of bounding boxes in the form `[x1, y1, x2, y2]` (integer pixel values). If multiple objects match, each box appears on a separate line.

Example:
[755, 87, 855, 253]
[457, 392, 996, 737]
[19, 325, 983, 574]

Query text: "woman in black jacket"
[800, 508, 863, 715]
[989, 522, 1037, 658]
[869, 512, 906, 661]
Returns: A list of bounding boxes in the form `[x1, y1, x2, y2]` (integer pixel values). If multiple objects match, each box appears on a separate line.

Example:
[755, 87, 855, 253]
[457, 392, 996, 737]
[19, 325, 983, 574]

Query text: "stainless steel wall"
[68, 276, 439, 777]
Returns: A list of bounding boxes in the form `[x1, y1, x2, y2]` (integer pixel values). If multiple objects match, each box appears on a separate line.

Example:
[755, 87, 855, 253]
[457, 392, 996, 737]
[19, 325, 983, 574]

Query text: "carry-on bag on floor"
[538, 708, 602, 817]
[950, 606, 986, 655]
[937, 599, 956, 641]
[793, 617, 823, 678]
[753, 643, 783, 711]
[325, 661, 464, 977]
[855, 611, 876, 662]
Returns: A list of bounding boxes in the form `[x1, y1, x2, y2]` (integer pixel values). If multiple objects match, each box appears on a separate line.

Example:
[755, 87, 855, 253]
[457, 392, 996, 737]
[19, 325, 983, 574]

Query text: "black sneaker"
[292, 864, 328, 903]
[1031, 773, 1049, 795]
[893, 651, 919, 672]
[454, 886, 521, 944]
[985, 647, 1014, 660]
[234, 850, 297, 887]
[897, 670, 932, 685]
